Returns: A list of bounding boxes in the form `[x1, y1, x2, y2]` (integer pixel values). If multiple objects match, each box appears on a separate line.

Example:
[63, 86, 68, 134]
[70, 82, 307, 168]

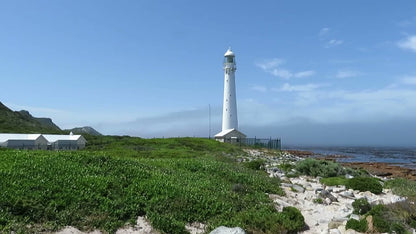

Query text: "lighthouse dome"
[224, 48, 235, 57]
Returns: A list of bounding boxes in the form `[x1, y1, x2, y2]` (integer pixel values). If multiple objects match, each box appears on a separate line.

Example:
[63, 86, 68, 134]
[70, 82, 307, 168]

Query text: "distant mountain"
[67, 126, 102, 136]
[0, 102, 62, 133]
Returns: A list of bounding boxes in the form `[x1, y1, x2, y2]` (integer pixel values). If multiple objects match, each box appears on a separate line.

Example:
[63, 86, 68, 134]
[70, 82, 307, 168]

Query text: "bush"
[369, 204, 391, 233]
[295, 158, 344, 177]
[352, 198, 371, 215]
[313, 198, 324, 204]
[277, 163, 294, 173]
[320, 176, 348, 186]
[346, 177, 382, 194]
[346, 218, 367, 232]
[385, 178, 416, 200]
[280, 206, 305, 233]
[391, 223, 406, 234]
[243, 159, 266, 171]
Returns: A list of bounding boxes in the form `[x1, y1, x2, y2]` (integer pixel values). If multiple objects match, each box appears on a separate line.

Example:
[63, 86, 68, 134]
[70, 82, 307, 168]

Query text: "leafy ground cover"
[0, 137, 302, 233]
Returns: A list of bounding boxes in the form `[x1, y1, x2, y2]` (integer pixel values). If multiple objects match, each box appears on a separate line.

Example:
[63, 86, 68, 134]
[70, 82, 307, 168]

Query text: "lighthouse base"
[214, 128, 246, 143]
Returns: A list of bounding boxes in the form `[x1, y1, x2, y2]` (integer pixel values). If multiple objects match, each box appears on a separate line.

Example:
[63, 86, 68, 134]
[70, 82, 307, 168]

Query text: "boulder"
[210, 226, 245, 234]
[319, 190, 338, 202]
[292, 184, 305, 193]
[329, 229, 341, 234]
[328, 220, 344, 229]
[339, 191, 355, 199]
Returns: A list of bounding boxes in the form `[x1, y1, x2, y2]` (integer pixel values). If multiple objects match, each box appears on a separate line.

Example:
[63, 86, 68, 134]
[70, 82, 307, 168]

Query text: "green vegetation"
[385, 178, 416, 200]
[277, 162, 295, 173]
[0, 102, 63, 134]
[0, 137, 305, 233]
[346, 177, 383, 194]
[320, 176, 349, 186]
[345, 218, 368, 233]
[243, 159, 266, 171]
[295, 158, 345, 177]
[352, 198, 371, 215]
[313, 198, 324, 204]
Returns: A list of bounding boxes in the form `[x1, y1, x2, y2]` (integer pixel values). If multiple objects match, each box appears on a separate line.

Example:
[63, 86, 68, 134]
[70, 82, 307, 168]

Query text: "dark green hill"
[66, 126, 102, 136]
[0, 102, 63, 133]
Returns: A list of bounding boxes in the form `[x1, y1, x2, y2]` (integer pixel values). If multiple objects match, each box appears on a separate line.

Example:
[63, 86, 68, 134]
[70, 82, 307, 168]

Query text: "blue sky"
[1, 1, 416, 146]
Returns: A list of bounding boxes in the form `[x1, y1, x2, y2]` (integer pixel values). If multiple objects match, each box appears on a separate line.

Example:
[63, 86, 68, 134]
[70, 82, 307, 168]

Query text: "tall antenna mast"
[209, 104, 211, 139]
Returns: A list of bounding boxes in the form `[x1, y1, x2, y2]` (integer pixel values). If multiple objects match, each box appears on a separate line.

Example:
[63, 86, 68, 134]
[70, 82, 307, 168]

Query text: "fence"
[223, 137, 281, 150]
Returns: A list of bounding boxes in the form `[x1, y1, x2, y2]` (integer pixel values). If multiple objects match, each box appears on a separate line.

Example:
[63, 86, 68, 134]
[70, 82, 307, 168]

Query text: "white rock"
[349, 214, 360, 221]
[329, 229, 341, 234]
[185, 222, 206, 234]
[325, 198, 332, 205]
[210, 226, 245, 234]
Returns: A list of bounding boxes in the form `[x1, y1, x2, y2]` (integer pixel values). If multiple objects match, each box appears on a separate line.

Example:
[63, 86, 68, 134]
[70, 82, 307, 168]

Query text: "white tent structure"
[0, 134, 48, 150]
[0, 133, 87, 150]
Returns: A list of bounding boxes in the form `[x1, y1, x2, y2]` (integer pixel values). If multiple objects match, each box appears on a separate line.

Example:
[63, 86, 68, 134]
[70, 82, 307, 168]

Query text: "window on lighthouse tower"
[225, 57, 234, 63]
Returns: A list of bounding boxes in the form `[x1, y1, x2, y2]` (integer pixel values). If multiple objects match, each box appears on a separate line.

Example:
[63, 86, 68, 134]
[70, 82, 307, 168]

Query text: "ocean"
[287, 146, 416, 169]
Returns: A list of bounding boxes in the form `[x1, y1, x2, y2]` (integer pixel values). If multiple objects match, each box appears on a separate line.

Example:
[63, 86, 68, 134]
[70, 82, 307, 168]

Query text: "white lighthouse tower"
[215, 48, 246, 142]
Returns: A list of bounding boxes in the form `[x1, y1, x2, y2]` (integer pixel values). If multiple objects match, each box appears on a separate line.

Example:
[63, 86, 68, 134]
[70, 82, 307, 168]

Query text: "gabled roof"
[43, 134, 84, 142]
[214, 128, 246, 138]
[0, 133, 44, 142]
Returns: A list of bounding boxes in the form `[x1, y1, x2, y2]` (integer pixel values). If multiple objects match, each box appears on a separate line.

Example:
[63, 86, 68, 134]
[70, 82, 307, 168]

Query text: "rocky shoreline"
[54, 149, 414, 234]
[287, 150, 416, 181]
[244, 149, 413, 234]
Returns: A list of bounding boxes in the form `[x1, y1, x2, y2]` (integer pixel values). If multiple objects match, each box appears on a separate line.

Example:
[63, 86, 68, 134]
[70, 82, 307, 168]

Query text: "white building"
[0, 133, 48, 150]
[0, 133, 86, 150]
[43, 133, 87, 150]
[215, 48, 246, 142]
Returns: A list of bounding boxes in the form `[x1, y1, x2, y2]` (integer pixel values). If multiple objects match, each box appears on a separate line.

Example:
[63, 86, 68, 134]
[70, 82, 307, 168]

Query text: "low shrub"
[346, 177, 382, 194]
[243, 159, 266, 171]
[313, 198, 323, 204]
[384, 178, 416, 200]
[346, 218, 367, 233]
[280, 206, 305, 233]
[295, 158, 344, 177]
[369, 204, 391, 233]
[277, 162, 295, 173]
[352, 198, 371, 215]
[320, 176, 348, 186]
[391, 223, 406, 234]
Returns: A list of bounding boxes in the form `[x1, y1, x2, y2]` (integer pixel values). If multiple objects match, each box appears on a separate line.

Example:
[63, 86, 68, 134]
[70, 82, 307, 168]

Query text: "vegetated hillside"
[66, 126, 102, 136]
[0, 101, 62, 133]
[0, 136, 304, 234]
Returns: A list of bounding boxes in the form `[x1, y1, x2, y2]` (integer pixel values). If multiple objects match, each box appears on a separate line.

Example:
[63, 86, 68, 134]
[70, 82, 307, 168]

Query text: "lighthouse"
[215, 48, 246, 142]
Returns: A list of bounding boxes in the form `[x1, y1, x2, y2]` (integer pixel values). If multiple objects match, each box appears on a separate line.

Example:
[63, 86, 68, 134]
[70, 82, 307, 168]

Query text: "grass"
[385, 178, 416, 200]
[320, 176, 349, 186]
[0, 137, 302, 233]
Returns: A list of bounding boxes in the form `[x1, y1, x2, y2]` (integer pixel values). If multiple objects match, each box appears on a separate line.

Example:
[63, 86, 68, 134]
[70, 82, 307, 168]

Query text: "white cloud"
[241, 86, 416, 127]
[335, 70, 360, 79]
[252, 85, 267, 92]
[294, 70, 316, 78]
[318, 28, 343, 48]
[326, 39, 343, 48]
[255, 58, 284, 70]
[274, 83, 327, 92]
[319, 27, 330, 36]
[397, 17, 416, 27]
[270, 68, 293, 79]
[256, 59, 315, 79]
[398, 35, 416, 52]
[402, 76, 416, 85]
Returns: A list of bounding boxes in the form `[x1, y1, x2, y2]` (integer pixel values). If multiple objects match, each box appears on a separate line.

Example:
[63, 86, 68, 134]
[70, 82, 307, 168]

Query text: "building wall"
[215, 130, 246, 143]
[52, 140, 85, 150]
[5, 139, 48, 150]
